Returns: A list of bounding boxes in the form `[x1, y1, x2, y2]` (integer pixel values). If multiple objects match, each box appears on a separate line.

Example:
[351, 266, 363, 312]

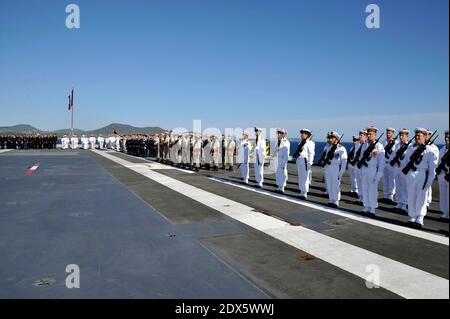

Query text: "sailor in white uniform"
[293, 129, 315, 199]
[89, 135, 96, 149]
[81, 135, 89, 150]
[355, 129, 367, 205]
[61, 135, 70, 149]
[426, 130, 440, 208]
[253, 127, 266, 188]
[224, 135, 236, 170]
[97, 135, 105, 150]
[322, 131, 347, 208]
[115, 135, 121, 151]
[358, 126, 385, 217]
[402, 128, 438, 228]
[192, 135, 202, 171]
[70, 135, 79, 149]
[109, 135, 116, 150]
[238, 132, 251, 184]
[437, 130, 449, 220]
[211, 135, 222, 171]
[382, 128, 399, 203]
[347, 136, 360, 195]
[390, 128, 411, 213]
[275, 128, 290, 194]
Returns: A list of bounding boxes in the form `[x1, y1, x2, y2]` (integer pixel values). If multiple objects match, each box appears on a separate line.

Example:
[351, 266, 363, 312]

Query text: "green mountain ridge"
[0, 123, 165, 136]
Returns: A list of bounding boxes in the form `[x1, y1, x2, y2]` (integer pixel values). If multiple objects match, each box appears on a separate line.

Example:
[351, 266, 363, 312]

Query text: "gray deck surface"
[0, 149, 448, 298]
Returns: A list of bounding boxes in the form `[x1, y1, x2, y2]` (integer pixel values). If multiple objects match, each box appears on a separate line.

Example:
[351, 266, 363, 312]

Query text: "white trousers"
[406, 171, 428, 224]
[394, 168, 408, 209]
[361, 167, 379, 211]
[324, 165, 341, 204]
[357, 168, 364, 201]
[297, 157, 311, 196]
[382, 165, 396, 199]
[438, 174, 449, 217]
[276, 165, 288, 192]
[241, 163, 249, 183]
[348, 165, 359, 193]
[254, 160, 265, 186]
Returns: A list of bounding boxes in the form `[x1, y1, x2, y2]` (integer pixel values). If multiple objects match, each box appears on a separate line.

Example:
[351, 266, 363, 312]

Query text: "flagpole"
[71, 87, 74, 137]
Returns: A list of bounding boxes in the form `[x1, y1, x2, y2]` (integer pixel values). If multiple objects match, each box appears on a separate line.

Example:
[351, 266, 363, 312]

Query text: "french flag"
[68, 89, 74, 110]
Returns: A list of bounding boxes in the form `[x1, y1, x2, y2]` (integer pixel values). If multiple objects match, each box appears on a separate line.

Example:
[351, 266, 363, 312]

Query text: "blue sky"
[0, 0, 448, 141]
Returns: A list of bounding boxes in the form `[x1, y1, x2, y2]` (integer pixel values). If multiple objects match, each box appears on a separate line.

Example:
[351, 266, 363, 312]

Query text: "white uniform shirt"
[297, 140, 315, 165]
[238, 139, 251, 164]
[359, 141, 385, 171]
[253, 136, 266, 165]
[277, 138, 290, 169]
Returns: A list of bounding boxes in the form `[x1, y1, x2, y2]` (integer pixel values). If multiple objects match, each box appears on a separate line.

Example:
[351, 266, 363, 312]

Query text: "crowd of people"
[120, 127, 449, 229]
[3, 127, 448, 229]
[0, 134, 57, 149]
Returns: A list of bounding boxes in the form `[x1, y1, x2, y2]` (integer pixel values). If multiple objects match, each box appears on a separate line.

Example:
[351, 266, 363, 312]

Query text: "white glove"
[424, 180, 433, 190]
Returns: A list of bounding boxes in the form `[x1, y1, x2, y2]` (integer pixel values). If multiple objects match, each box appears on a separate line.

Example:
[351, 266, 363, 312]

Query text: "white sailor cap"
[352, 135, 359, 141]
[427, 129, 433, 135]
[399, 128, 410, 134]
[367, 125, 378, 132]
[300, 129, 312, 135]
[254, 127, 262, 132]
[359, 129, 367, 135]
[276, 128, 287, 134]
[414, 127, 428, 135]
[386, 127, 396, 133]
[329, 131, 341, 139]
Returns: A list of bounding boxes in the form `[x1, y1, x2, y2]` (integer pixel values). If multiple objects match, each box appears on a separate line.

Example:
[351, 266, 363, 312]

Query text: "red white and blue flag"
[68, 89, 74, 110]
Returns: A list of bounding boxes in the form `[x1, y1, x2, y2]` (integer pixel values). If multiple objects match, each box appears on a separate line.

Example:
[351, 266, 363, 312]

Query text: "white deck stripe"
[104, 150, 194, 173]
[0, 149, 12, 154]
[209, 177, 449, 246]
[92, 149, 449, 299]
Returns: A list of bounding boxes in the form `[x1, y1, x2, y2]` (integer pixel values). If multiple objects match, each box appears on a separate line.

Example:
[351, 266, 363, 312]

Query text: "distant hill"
[0, 124, 41, 134]
[87, 123, 165, 136]
[0, 123, 165, 136]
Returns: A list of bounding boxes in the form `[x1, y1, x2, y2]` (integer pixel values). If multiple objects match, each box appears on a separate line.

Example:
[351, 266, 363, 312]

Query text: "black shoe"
[298, 195, 307, 200]
[360, 211, 368, 216]
[328, 203, 338, 209]
[413, 222, 423, 229]
[366, 212, 376, 218]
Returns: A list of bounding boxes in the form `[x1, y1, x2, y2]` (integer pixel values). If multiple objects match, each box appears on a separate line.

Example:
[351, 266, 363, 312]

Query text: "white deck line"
[92, 149, 449, 299]
[104, 150, 194, 173]
[209, 177, 449, 246]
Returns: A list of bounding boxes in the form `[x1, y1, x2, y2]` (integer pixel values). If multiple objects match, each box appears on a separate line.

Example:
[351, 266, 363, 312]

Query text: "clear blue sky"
[0, 0, 448, 140]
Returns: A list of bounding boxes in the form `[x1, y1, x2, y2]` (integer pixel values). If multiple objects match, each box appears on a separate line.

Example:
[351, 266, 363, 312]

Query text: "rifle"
[357, 132, 385, 169]
[319, 134, 344, 168]
[348, 143, 364, 166]
[293, 135, 313, 160]
[435, 149, 449, 176]
[389, 136, 415, 167]
[316, 148, 327, 166]
[402, 131, 438, 175]
[384, 132, 400, 158]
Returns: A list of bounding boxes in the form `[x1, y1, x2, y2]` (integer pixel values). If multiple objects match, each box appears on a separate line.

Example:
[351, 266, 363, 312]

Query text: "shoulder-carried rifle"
[357, 132, 385, 169]
[384, 132, 400, 158]
[389, 136, 415, 167]
[318, 134, 344, 168]
[402, 131, 438, 175]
